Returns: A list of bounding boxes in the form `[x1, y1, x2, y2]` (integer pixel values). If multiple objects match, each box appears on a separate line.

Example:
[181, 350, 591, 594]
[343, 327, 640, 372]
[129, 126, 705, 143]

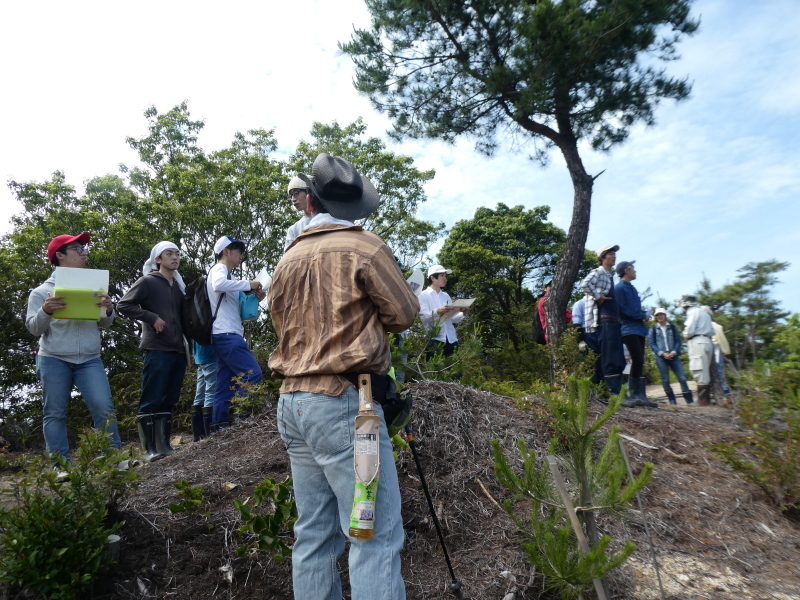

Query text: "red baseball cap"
[47, 232, 91, 264]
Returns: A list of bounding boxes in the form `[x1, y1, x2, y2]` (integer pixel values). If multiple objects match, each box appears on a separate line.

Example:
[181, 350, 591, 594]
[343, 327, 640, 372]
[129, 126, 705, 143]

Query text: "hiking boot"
[682, 390, 694, 405]
[154, 412, 178, 456]
[665, 389, 678, 405]
[136, 414, 165, 463]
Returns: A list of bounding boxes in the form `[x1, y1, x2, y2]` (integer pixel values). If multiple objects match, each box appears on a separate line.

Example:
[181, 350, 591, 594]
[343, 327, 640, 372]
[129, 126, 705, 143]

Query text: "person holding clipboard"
[418, 264, 471, 358]
[25, 232, 121, 462]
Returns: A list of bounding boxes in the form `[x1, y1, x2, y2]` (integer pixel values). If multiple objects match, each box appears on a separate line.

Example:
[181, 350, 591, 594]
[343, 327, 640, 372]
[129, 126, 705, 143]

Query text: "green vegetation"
[493, 378, 653, 599]
[0, 429, 138, 599]
[707, 365, 800, 511]
[341, 0, 699, 340]
[233, 477, 298, 561]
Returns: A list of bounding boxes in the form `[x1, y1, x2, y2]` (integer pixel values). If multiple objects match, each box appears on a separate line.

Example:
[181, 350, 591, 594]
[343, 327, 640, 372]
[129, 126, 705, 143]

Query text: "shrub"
[0, 429, 138, 599]
[707, 365, 800, 511]
[233, 477, 297, 561]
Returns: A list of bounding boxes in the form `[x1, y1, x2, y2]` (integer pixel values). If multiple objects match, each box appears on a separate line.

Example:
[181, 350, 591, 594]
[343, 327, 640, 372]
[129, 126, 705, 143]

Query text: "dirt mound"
[101, 382, 800, 600]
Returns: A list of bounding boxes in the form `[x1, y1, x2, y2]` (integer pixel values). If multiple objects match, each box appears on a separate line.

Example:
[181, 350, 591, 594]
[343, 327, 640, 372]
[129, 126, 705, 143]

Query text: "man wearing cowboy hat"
[419, 264, 467, 357]
[283, 175, 313, 251]
[268, 153, 418, 600]
[679, 295, 715, 405]
[25, 232, 121, 461]
[580, 244, 638, 406]
[118, 241, 188, 462]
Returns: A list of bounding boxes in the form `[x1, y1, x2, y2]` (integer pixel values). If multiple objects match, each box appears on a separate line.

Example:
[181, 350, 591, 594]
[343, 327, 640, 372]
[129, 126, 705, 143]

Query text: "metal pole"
[405, 425, 465, 599]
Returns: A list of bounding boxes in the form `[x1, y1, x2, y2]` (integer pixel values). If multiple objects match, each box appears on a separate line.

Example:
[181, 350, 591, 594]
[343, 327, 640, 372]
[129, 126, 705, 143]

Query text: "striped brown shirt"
[267, 223, 419, 396]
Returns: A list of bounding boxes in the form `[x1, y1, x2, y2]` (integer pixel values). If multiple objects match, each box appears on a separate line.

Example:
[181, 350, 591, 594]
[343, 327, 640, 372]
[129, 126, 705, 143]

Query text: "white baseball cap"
[427, 264, 452, 277]
[597, 244, 619, 257]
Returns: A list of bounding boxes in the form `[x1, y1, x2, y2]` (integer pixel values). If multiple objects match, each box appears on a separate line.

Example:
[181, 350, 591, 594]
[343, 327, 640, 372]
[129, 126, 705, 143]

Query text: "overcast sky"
[1, 0, 798, 313]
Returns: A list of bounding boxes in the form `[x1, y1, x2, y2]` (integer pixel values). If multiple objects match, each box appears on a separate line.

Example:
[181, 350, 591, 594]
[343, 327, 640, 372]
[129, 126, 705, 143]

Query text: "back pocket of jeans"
[297, 394, 351, 455]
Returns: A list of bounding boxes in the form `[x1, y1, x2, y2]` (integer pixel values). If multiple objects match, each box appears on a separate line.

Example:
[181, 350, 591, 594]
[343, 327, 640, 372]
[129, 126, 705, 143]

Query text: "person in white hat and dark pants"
[418, 264, 467, 357]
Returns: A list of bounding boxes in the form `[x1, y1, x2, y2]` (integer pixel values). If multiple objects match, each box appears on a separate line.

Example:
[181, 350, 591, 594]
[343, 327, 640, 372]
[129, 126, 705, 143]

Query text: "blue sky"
[1, 0, 797, 313]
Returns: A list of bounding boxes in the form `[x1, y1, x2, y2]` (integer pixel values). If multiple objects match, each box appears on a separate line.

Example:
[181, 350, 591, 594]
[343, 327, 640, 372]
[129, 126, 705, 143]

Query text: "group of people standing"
[26, 233, 267, 464]
[547, 244, 729, 407]
[26, 154, 420, 599]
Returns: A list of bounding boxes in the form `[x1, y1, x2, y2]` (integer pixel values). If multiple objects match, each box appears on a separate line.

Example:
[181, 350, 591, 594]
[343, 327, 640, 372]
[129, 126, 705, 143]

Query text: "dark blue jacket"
[648, 322, 682, 356]
[614, 280, 649, 337]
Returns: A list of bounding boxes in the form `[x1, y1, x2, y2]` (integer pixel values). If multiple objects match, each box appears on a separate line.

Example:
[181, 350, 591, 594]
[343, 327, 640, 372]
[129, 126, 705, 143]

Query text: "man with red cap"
[25, 232, 121, 461]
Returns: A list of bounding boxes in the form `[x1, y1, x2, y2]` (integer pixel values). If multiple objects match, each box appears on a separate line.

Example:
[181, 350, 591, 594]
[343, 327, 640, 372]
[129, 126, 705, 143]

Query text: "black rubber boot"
[136, 414, 165, 463]
[191, 406, 205, 442]
[153, 412, 177, 456]
[683, 390, 694, 404]
[620, 382, 638, 408]
[202, 407, 213, 437]
[633, 378, 658, 408]
[665, 389, 678, 405]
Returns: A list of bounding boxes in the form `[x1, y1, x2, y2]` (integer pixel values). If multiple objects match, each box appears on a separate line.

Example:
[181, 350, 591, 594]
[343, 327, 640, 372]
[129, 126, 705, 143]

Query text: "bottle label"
[350, 479, 378, 531]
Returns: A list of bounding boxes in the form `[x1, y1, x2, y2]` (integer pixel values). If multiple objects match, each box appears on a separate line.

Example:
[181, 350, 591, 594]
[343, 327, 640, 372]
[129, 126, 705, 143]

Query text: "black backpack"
[532, 311, 546, 345]
[182, 275, 224, 346]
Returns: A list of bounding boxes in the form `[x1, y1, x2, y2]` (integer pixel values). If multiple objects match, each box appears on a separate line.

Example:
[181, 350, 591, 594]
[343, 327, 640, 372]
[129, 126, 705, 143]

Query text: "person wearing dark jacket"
[614, 260, 657, 408]
[118, 241, 187, 462]
[648, 308, 693, 405]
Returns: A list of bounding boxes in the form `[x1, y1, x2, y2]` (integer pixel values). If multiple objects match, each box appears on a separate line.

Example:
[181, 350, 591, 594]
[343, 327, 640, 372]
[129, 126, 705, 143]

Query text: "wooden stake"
[546, 456, 608, 600]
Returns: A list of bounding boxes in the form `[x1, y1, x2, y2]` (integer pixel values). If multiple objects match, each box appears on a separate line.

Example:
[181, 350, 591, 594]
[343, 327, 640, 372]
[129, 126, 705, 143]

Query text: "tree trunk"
[545, 140, 593, 342]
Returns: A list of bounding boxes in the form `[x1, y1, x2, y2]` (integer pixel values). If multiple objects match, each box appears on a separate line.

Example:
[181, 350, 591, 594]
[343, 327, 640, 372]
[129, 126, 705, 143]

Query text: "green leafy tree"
[341, 0, 699, 341]
[288, 119, 444, 264]
[437, 203, 594, 351]
[695, 260, 790, 369]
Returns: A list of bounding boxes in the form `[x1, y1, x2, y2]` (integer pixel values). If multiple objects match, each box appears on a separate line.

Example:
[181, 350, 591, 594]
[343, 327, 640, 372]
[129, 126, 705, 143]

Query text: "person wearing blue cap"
[615, 260, 658, 408]
[207, 235, 267, 431]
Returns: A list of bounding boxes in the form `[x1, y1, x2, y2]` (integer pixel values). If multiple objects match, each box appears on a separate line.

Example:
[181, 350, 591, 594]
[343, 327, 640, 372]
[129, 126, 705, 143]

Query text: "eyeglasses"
[288, 189, 308, 199]
[64, 245, 89, 255]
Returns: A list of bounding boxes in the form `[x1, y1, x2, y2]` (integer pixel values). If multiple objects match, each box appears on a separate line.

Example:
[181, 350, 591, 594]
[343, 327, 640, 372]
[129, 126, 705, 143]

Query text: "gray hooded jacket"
[26, 275, 115, 364]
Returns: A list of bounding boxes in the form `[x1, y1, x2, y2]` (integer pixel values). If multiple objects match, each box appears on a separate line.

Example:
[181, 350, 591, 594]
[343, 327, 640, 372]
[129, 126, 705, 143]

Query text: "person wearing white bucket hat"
[118, 241, 188, 462]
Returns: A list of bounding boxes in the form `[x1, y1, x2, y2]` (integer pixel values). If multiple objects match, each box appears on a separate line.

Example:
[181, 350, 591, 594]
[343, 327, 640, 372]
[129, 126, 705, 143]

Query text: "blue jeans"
[278, 388, 405, 600]
[212, 333, 262, 424]
[36, 355, 121, 458]
[193, 361, 219, 408]
[655, 355, 691, 393]
[139, 350, 187, 413]
[598, 319, 625, 394]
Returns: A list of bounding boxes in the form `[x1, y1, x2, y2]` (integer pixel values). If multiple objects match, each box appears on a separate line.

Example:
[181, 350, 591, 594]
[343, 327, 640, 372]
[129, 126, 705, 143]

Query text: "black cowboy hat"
[298, 153, 379, 221]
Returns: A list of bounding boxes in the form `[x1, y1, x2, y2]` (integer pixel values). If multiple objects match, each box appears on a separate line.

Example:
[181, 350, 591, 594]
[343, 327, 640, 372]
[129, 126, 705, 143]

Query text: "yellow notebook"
[52, 267, 110, 321]
[52, 288, 105, 321]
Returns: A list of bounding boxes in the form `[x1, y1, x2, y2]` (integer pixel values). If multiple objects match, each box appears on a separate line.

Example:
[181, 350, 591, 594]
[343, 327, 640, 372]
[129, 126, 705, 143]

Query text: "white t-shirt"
[207, 263, 251, 336]
[418, 287, 464, 343]
[284, 215, 313, 251]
